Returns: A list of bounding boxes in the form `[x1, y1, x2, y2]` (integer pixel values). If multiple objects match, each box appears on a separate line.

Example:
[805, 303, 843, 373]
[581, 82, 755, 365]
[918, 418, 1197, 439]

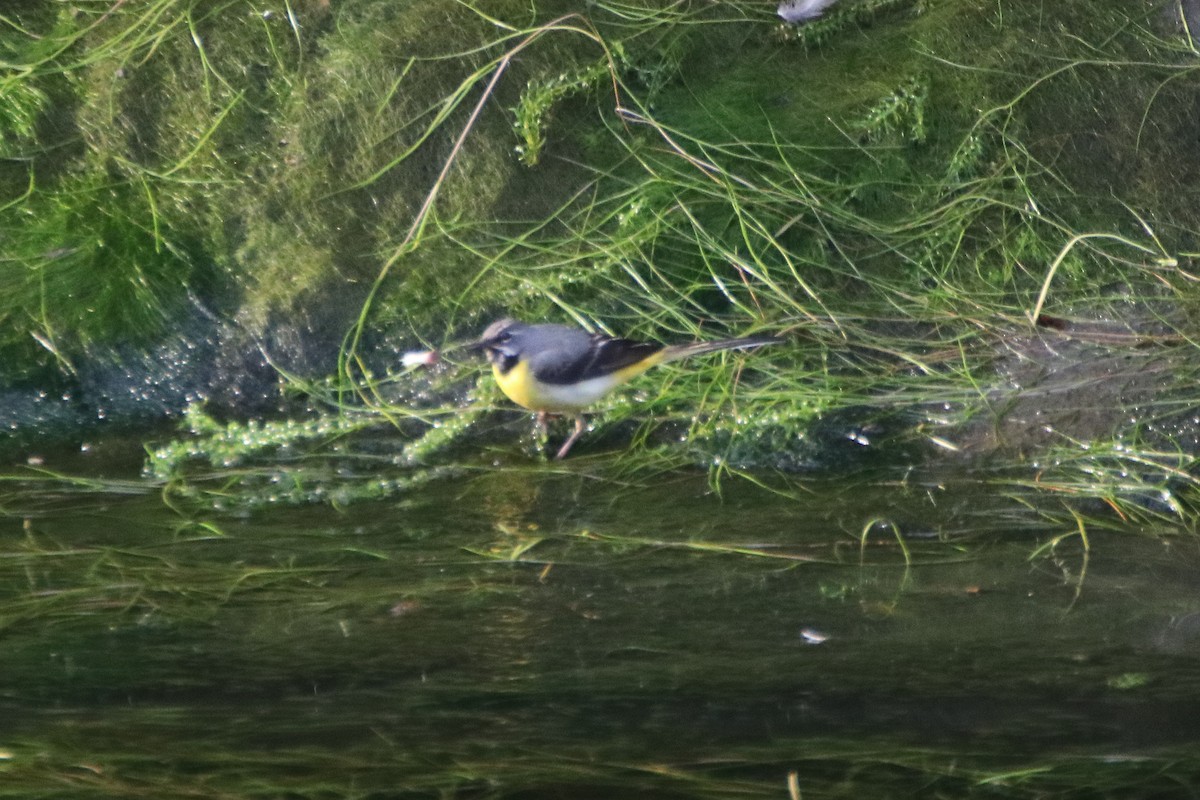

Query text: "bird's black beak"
[432, 333, 489, 356]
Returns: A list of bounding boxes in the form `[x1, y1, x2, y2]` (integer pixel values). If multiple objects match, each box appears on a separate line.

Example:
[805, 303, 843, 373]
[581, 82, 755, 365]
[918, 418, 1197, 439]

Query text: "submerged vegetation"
[5, 461, 1200, 798]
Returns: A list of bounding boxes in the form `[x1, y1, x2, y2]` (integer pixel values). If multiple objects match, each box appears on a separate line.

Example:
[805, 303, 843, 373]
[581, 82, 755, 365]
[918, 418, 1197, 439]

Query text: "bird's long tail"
[657, 335, 779, 364]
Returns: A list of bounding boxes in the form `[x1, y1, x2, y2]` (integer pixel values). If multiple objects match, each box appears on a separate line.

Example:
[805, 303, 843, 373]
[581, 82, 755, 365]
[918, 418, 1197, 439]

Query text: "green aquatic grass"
[2, 0, 1199, 516]
[1, 739, 1196, 799]
[169, 2, 1200, 517]
[141, 402, 478, 508]
[480, 2, 1198, 487]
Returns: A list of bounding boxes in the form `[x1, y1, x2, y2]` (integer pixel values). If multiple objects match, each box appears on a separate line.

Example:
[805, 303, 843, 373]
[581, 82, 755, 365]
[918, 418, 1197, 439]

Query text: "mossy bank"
[2, 1, 1198, 506]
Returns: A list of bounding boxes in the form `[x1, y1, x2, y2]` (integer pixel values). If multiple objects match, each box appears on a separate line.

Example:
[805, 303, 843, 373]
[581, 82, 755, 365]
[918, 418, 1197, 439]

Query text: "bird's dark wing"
[533, 333, 663, 385]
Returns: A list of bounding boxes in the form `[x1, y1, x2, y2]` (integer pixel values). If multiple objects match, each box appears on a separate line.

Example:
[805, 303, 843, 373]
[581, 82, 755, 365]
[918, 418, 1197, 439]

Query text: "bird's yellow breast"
[492, 356, 660, 413]
[492, 359, 541, 410]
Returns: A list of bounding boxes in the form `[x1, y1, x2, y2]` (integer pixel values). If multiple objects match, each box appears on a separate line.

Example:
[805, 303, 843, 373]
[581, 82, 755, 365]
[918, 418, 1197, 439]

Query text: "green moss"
[0, 80, 45, 155]
[0, 177, 205, 372]
[1, 0, 1199, 490]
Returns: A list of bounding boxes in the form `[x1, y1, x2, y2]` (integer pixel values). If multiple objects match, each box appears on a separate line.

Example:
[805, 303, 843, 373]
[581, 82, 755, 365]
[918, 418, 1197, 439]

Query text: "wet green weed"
[2, 0, 1199, 512]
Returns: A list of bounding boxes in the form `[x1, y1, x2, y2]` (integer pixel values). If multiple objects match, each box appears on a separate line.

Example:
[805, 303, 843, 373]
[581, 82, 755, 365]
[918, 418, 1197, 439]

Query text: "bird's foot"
[554, 415, 588, 460]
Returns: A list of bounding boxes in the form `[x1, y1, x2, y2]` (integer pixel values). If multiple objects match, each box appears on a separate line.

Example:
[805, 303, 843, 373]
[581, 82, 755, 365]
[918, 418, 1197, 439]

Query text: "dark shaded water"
[3, 443, 1200, 797]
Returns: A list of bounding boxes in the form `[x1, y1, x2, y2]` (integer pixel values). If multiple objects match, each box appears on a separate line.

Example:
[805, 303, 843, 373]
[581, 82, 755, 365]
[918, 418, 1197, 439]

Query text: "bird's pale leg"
[554, 415, 588, 460]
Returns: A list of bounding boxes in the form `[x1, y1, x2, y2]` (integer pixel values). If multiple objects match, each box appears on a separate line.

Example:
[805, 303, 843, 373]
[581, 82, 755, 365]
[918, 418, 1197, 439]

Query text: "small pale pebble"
[800, 627, 829, 645]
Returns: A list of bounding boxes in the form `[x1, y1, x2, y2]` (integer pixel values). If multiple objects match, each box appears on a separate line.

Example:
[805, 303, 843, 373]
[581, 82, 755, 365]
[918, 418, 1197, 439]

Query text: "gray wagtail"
[469, 318, 777, 459]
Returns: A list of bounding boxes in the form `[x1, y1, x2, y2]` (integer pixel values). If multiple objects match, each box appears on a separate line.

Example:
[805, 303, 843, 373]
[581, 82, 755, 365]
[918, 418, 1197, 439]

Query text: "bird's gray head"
[470, 318, 528, 372]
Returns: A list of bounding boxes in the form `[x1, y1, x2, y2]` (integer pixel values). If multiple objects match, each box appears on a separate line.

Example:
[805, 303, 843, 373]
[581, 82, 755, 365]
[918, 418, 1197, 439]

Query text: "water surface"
[2, 445, 1200, 797]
